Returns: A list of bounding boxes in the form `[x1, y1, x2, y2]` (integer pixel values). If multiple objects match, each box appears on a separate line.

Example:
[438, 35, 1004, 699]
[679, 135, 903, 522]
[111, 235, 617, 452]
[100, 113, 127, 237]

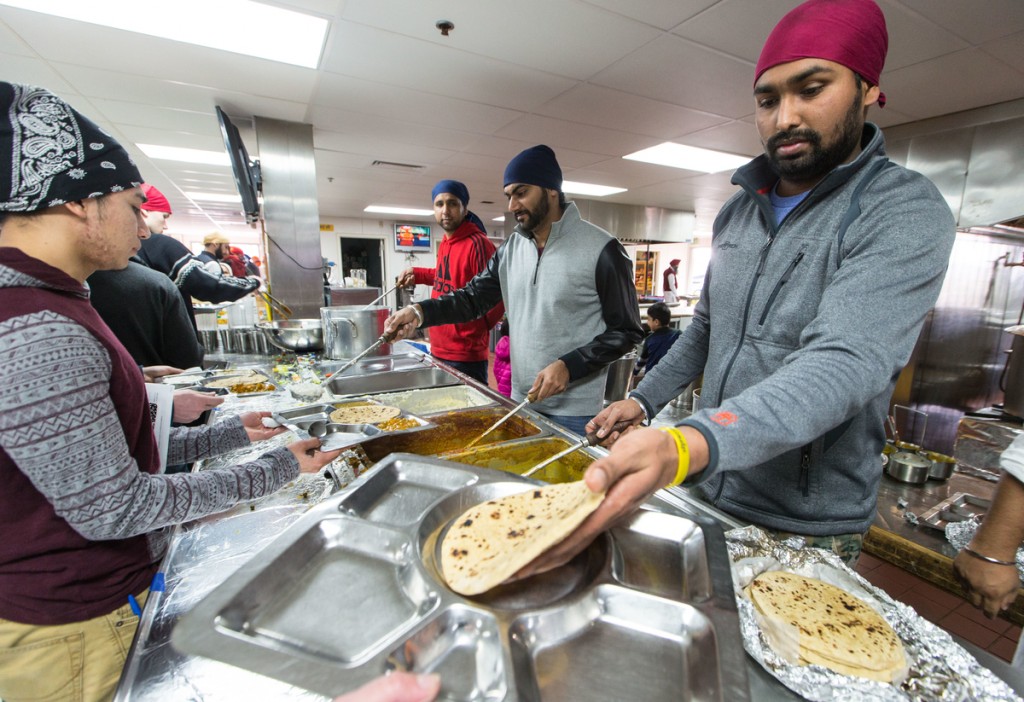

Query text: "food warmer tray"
[172, 456, 750, 701]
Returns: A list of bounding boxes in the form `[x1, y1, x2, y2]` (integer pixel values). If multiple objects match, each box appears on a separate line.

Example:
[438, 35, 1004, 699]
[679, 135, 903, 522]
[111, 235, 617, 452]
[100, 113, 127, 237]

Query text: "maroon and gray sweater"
[0, 248, 299, 626]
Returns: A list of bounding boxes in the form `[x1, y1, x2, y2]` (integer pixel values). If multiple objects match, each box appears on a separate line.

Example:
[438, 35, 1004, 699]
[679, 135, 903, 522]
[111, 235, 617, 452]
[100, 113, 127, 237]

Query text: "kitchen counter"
[113, 371, 1024, 700]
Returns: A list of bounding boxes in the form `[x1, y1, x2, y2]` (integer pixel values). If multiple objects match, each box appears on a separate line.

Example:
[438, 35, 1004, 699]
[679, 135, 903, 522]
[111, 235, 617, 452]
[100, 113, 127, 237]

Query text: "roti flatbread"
[747, 571, 905, 682]
[205, 372, 268, 388]
[441, 481, 605, 596]
[329, 403, 401, 424]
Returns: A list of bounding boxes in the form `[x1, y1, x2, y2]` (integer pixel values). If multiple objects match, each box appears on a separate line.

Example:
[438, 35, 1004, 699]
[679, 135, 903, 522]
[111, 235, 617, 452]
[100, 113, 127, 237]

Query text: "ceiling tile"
[591, 35, 756, 118]
[877, 0, 971, 71]
[495, 114, 657, 157]
[895, 0, 1024, 44]
[884, 49, 1024, 118]
[580, 0, 718, 31]
[981, 31, 1024, 74]
[671, 0, 800, 62]
[0, 15, 33, 55]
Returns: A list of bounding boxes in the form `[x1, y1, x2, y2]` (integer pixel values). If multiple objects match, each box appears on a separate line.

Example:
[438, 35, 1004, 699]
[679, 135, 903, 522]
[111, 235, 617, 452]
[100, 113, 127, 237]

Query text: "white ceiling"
[2, 0, 1024, 237]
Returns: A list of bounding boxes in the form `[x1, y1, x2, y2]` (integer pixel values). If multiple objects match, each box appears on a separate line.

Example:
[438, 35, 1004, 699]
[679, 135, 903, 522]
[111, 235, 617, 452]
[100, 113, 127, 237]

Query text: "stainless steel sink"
[326, 366, 459, 396]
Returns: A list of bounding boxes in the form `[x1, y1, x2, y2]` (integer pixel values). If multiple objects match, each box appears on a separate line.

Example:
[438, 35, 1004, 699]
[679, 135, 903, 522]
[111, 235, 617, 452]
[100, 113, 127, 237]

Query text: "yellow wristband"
[659, 426, 689, 487]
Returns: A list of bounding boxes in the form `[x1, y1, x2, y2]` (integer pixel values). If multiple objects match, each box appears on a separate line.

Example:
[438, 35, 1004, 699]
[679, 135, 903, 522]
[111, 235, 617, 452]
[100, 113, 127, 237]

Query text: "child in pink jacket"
[493, 320, 512, 397]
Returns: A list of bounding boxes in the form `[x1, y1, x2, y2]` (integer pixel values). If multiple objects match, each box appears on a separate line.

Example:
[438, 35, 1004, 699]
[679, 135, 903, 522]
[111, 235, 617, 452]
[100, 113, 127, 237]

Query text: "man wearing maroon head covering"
[552, 0, 958, 576]
[662, 258, 681, 303]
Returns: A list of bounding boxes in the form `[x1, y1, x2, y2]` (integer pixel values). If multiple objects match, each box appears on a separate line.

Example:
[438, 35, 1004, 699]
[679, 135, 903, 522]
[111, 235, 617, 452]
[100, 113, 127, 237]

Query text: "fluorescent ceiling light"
[0, 0, 328, 68]
[184, 191, 243, 204]
[364, 205, 434, 217]
[623, 142, 749, 173]
[561, 180, 627, 197]
[137, 144, 230, 166]
[493, 216, 506, 222]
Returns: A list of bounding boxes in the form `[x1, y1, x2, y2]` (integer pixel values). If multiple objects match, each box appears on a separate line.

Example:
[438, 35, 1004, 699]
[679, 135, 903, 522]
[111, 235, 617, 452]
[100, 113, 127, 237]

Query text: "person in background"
[494, 318, 512, 397]
[525, 0, 957, 578]
[224, 245, 249, 278]
[0, 82, 342, 702]
[632, 302, 679, 387]
[662, 258, 681, 303]
[196, 232, 230, 269]
[397, 179, 503, 384]
[954, 433, 1024, 664]
[386, 146, 643, 436]
[135, 191, 259, 330]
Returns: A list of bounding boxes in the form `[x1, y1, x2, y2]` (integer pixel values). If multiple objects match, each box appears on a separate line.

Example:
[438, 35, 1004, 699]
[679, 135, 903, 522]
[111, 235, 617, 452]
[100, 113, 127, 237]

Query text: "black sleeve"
[558, 238, 644, 382]
[172, 256, 260, 303]
[420, 241, 505, 326]
[159, 285, 205, 369]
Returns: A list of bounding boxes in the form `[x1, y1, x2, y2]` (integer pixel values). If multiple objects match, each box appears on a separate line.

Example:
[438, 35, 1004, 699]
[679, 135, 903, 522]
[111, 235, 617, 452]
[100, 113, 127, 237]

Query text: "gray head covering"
[0, 82, 142, 213]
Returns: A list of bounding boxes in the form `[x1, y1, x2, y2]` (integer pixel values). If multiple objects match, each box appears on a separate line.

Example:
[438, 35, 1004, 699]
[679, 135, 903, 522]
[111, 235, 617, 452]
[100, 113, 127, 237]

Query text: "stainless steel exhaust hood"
[573, 199, 695, 244]
[885, 98, 1024, 231]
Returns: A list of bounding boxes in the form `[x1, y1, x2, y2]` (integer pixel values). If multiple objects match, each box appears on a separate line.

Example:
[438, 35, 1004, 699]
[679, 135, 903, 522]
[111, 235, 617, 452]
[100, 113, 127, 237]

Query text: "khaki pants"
[0, 590, 148, 702]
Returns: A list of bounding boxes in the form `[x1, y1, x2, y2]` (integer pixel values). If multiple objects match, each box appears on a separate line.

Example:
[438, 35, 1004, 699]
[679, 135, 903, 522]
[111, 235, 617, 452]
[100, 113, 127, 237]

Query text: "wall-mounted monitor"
[394, 223, 432, 252]
[215, 106, 261, 224]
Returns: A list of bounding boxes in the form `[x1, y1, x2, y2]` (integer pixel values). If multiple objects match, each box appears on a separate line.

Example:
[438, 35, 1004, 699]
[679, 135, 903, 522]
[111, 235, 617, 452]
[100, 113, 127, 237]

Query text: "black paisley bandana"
[0, 82, 142, 213]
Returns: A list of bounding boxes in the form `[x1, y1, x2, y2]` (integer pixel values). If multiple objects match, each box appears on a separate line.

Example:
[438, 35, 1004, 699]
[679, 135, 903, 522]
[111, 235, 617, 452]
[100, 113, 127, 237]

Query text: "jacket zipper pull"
[755, 236, 772, 276]
[799, 444, 811, 496]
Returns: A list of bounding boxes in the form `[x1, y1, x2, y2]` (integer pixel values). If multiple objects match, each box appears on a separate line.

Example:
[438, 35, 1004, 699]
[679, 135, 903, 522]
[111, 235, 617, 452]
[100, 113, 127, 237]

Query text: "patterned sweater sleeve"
[0, 313, 300, 541]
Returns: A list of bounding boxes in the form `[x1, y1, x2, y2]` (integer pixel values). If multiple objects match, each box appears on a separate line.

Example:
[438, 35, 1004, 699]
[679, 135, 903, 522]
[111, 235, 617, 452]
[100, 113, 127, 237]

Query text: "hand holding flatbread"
[746, 571, 907, 683]
[441, 481, 606, 596]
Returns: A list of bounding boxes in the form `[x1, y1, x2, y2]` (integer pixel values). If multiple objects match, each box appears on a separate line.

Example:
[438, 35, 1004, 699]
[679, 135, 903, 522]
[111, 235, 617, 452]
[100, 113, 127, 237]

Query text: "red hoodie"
[412, 220, 503, 362]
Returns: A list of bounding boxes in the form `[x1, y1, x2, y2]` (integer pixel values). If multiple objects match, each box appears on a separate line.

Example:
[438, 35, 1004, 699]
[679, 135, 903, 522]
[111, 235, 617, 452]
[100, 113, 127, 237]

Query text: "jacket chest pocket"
[751, 243, 826, 347]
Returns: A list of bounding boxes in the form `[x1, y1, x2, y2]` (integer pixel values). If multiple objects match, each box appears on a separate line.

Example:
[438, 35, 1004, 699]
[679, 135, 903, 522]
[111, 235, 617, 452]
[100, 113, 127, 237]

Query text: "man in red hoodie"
[398, 180, 503, 384]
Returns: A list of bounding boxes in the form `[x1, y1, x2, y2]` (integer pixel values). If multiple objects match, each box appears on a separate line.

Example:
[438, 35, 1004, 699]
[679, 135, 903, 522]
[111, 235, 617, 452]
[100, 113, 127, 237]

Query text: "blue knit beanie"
[503, 145, 562, 190]
[431, 179, 470, 206]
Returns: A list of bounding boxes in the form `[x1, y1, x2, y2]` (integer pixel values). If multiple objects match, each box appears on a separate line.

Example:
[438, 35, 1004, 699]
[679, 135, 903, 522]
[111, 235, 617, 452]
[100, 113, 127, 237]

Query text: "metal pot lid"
[891, 451, 930, 468]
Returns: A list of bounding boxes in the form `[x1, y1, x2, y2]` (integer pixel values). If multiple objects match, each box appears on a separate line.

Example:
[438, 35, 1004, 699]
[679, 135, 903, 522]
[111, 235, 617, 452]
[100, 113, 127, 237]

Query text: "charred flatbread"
[746, 571, 906, 682]
[441, 480, 605, 596]
[205, 372, 269, 388]
[329, 403, 401, 424]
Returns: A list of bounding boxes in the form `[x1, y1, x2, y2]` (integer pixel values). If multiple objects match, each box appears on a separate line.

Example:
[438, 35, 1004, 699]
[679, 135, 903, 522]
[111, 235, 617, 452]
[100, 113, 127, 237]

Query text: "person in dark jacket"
[633, 302, 679, 384]
[135, 190, 259, 329]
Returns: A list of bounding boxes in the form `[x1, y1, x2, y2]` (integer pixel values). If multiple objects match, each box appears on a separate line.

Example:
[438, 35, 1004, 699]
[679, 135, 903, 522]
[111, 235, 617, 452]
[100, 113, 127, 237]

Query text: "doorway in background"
[339, 237, 384, 288]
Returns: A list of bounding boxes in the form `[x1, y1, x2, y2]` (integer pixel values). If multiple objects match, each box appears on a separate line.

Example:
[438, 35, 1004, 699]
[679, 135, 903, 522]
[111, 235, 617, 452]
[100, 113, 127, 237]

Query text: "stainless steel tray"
[276, 402, 433, 451]
[319, 352, 429, 377]
[327, 366, 460, 397]
[173, 456, 749, 700]
[371, 385, 496, 416]
[919, 491, 992, 531]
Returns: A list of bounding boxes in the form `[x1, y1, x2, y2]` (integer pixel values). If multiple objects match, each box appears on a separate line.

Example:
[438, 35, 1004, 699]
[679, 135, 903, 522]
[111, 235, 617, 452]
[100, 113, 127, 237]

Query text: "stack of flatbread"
[329, 403, 401, 424]
[441, 481, 605, 596]
[746, 571, 907, 683]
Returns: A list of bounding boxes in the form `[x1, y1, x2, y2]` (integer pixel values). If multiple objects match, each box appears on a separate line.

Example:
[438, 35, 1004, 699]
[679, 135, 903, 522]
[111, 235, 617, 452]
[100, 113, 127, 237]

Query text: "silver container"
[603, 351, 637, 405]
[923, 450, 957, 481]
[886, 451, 931, 484]
[257, 319, 324, 352]
[320, 305, 391, 360]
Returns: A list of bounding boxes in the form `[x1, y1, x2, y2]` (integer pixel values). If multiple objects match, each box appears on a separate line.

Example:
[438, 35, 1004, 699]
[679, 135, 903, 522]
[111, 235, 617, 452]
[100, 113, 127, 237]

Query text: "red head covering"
[140, 184, 172, 214]
[755, 0, 888, 107]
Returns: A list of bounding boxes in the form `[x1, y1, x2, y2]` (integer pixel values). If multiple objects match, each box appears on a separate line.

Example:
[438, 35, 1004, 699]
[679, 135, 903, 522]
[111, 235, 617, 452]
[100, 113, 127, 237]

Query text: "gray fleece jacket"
[420, 202, 643, 416]
[631, 123, 955, 535]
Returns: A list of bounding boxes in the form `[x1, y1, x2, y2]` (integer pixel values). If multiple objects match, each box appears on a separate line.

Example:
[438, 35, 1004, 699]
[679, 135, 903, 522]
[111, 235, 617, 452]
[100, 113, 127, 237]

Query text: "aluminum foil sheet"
[945, 518, 1024, 580]
[726, 526, 1022, 702]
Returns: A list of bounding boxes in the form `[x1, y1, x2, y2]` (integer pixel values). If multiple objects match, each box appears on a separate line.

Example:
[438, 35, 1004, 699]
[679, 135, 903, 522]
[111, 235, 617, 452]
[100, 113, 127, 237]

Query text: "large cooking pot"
[886, 451, 931, 484]
[320, 306, 392, 360]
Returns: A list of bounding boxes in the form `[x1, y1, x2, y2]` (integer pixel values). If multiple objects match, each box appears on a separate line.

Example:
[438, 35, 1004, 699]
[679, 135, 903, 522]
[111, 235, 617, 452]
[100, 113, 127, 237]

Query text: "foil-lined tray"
[727, 526, 1021, 702]
[173, 456, 750, 700]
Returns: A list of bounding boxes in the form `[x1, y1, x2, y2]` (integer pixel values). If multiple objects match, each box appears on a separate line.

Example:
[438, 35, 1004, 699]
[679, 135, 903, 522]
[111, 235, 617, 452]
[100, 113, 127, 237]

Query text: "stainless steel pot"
[886, 451, 931, 484]
[320, 306, 392, 360]
[923, 450, 957, 481]
[1005, 327, 1024, 418]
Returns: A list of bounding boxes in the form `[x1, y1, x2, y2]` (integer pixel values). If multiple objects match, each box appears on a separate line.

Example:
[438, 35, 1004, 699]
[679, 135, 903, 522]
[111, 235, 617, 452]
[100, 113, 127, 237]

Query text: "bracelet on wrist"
[410, 305, 424, 327]
[963, 546, 1017, 567]
[658, 426, 689, 487]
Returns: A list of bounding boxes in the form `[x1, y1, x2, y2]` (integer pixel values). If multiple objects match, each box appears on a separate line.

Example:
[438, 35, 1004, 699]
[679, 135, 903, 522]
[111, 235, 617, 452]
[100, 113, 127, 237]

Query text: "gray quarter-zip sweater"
[420, 202, 643, 416]
[631, 123, 956, 535]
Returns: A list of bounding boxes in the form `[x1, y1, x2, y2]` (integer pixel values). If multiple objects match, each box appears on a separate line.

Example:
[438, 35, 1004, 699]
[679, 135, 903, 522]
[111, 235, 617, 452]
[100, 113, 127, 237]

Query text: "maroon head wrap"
[755, 0, 888, 107]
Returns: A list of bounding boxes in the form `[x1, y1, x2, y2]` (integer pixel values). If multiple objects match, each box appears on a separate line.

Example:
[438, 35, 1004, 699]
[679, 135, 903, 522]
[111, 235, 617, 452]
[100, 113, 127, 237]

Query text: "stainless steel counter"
[113, 370, 1023, 700]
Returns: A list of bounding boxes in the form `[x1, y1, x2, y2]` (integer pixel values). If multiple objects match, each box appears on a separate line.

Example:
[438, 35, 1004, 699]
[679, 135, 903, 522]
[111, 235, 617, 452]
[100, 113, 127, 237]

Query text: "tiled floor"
[855, 551, 1021, 662]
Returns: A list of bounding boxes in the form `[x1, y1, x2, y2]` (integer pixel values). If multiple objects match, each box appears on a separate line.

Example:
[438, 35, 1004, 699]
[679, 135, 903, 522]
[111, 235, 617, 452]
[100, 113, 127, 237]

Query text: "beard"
[765, 91, 864, 184]
[517, 194, 550, 233]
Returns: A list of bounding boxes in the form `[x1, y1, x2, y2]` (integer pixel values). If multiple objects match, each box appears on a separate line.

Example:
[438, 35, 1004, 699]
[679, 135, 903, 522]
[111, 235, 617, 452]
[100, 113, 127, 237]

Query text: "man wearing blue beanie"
[397, 180, 503, 384]
[386, 145, 643, 435]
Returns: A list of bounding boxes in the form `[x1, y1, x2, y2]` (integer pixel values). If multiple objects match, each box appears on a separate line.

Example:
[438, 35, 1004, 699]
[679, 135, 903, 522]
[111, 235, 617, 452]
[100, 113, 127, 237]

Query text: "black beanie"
[503, 144, 562, 190]
[0, 82, 142, 213]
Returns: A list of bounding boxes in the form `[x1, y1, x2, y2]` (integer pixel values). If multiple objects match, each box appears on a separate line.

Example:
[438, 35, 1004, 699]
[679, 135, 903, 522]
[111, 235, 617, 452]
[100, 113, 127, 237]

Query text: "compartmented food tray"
[326, 366, 461, 397]
[319, 352, 429, 378]
[276, 401, 433, 451]
[919, 491, 992, 531]
[173, 456, 749, 700]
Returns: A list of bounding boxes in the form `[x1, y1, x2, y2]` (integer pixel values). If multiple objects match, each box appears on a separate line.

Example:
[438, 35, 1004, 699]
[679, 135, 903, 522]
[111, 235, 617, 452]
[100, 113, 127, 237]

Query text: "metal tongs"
[259, 289, 293, 319]
[465, 393, 536, 450]
[330, 329, 399, 377]
[522, 420, 634, 477]
[362, 283, 400, 309]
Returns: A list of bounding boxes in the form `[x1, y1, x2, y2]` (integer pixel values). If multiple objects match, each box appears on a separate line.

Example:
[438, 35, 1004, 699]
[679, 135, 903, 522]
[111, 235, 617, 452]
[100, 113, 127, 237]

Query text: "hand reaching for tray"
[241, 411, 288, 442]
[288, 437, 344, 474]
[333, 672, 440, 702]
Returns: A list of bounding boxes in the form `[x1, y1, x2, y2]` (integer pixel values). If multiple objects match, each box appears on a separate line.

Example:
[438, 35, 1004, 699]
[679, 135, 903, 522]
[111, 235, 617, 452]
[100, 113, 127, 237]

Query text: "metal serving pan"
[172, 456, 749, 700]
[326, 366, 460, 397]
[275, 402, 433, 451]
[443, 435, 596, 484]
[370, 385, 496, 416]
[919, 491, 992, 531]
[318, 352, 428, 378]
